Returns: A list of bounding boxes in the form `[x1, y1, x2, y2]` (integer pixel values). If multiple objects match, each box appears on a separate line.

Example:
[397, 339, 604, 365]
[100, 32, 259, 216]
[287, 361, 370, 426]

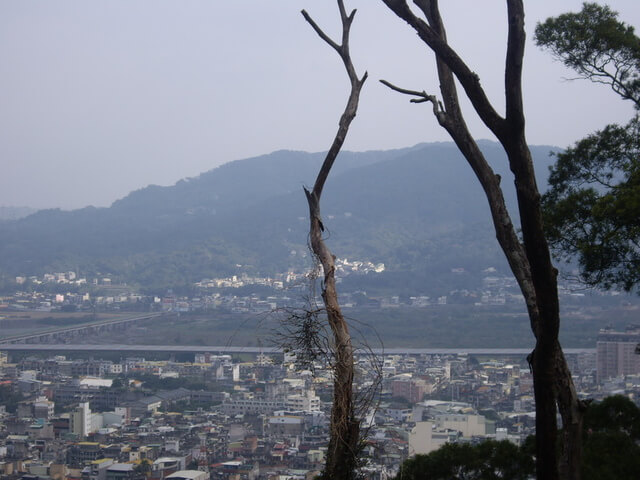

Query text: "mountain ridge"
[0, 141, 559, 290]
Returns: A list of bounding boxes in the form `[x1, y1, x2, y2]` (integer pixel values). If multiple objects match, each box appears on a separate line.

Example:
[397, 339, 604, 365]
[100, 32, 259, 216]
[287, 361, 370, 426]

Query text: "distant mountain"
[0, 206, 37, 221]
[0, 142, 558, 291]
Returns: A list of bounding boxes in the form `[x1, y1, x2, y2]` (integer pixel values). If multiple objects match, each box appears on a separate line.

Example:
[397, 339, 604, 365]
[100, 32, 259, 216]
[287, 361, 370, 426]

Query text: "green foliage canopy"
[581, 395, 640, 479]
[393, 440, 534, 480]
[0, 385, 22, 414]
[583, 394, 640, 441]
[542, 116, 640, 290]
[535, 2, 640, 107]
[535, 3, 640, 291]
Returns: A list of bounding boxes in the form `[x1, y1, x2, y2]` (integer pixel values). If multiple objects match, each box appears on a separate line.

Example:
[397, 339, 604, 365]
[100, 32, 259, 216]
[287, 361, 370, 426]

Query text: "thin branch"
[381, 0, 507, 138]
[379, 79, 431, 102]
[301, 10, 341, 54]
[379, 79, 447, 124]
[302, 4, 367, 201]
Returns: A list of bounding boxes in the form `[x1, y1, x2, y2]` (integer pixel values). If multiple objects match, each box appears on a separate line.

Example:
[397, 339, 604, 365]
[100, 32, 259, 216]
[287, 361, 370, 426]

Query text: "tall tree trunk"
[301, 2, 367, 478]
[380, 1, 585, 478]
[306, 189, 360, 479]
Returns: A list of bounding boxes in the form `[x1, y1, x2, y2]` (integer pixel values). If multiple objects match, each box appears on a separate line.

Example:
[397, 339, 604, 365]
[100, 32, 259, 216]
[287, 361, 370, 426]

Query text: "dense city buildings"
[0, 335, 636, 480]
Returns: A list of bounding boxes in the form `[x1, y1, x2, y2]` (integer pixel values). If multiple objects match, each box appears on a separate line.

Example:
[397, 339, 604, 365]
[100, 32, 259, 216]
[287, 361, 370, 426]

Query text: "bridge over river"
[0, 312, 164, 345]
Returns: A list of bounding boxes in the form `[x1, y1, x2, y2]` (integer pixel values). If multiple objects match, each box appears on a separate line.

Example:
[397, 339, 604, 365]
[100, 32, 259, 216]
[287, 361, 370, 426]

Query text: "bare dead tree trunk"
[301, 2, 367, 479]
[380, 1, 586, 479]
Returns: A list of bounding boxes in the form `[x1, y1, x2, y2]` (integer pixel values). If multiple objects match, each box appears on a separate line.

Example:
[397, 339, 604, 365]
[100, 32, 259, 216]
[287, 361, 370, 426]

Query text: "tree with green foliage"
[583, 394, 640, 439]
[535, 3, 640, 292]
[535, 3, 639, 107]
[0, 384, 22, 414]
[581, 395, 640, 479]
[394, 440, 534, 480]
[134, 459, 152, 480]
[110, 377, 126, 391]
[582, 431, 640, 480]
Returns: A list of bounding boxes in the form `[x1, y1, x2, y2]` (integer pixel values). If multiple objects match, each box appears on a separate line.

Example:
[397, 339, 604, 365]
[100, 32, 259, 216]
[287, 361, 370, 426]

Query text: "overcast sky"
[1, 1, 638, 210]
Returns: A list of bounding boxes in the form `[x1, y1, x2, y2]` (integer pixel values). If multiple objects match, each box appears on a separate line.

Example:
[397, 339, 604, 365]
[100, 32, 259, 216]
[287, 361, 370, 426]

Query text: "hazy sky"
[1, 1, 638, 210]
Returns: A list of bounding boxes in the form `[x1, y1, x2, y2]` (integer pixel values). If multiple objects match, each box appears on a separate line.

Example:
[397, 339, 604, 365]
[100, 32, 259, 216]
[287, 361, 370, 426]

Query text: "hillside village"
[2, 260, 625, 317]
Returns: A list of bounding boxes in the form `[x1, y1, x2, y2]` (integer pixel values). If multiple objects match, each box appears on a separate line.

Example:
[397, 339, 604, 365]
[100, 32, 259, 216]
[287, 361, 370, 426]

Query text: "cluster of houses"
[4, 259, 386, 315]
[12, 258, 385, 298]
[4, 264, 620, 317]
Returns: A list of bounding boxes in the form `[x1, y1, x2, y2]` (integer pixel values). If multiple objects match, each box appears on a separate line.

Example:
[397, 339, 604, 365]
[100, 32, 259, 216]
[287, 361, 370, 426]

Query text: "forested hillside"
[0, 142, 557, 290]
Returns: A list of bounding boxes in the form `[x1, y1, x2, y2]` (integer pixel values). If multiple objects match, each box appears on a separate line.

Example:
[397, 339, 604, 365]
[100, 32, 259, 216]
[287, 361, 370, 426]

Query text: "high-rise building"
[596, 326, 640, 383]
[70, 402, 102, 438]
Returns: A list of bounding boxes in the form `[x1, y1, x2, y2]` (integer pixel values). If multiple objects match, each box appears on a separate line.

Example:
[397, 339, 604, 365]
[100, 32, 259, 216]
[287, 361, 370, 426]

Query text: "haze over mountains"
[0, 142, 558, 292]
